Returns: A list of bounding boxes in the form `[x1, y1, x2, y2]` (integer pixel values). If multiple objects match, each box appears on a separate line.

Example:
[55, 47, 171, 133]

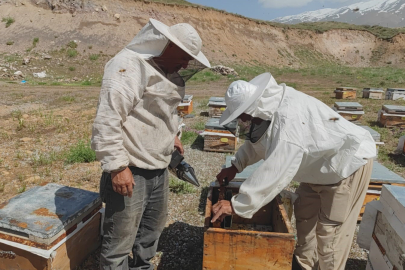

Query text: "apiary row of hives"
[334, 87, 405, 100]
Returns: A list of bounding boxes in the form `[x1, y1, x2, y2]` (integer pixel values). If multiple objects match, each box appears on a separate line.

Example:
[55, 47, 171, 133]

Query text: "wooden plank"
[204, 135, 237, 152]
[0, 242, 50, 270]
[335, 90, 357, 99]
[380, 185, 405, 225]
[369, 238, 393, 270]
[379, 113, 405, 127]
[369, 92, 384, 99]
[203, 230, 295, 270]
[360, 193, 380, 217]
[338, 112, 363, 121]
[51, 212, 101, 269]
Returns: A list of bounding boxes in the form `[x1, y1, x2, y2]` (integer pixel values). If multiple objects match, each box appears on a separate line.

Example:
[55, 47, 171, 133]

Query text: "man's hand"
[211, 200, 236, 223]
[216, 165, 238, 186]
[174, 135, 184, 155]
[111, 167, 135, 197]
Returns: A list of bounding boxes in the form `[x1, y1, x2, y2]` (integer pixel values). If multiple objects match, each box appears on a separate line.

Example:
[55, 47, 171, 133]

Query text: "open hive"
[378, 105, 405, 127]
[203, 182, 295, 270]
[333, 101, 364, 122]
[0, 183, 102, 270]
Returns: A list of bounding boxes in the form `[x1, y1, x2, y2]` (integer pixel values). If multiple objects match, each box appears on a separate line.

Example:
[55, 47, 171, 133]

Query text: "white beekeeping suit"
[92, 19, 209, 173]
[220, 73, 376, 219]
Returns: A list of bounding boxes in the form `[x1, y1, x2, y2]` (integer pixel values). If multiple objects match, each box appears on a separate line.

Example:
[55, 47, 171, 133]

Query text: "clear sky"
[187, 0, 366, 20]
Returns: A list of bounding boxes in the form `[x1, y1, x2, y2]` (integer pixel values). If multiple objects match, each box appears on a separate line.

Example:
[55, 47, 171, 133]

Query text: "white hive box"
[362, 88, 384, 99]
[386, 88, 405, 100]
[333, 102, 364, 122]
[208, 97, 226, 118]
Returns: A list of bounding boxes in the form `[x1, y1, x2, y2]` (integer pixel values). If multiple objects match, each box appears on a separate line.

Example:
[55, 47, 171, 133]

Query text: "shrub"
[33, 37, 39, 46]
[67, 40, 78, 49]
[6, 41, 13, 45]
[169, 176, 196, 194]
[2, 17, 15, 28]
[68, 66, 76, 71]
[65, 140, 96, 164]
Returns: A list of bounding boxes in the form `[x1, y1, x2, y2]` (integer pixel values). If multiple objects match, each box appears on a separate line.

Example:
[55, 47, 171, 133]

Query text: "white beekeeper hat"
[219, 73, 272, 126]
[149, 18, 210, 68]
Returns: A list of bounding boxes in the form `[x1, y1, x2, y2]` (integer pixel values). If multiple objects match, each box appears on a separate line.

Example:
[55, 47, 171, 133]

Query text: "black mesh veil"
[149, 58, 206, 87]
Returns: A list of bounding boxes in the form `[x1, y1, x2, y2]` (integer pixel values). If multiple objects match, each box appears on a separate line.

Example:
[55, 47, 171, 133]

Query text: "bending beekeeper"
[91, 18, 210, 270]
[212, 73, 376, 270]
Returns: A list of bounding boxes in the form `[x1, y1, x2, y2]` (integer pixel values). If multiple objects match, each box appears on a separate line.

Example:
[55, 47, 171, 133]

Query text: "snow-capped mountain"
[273, 0, 405, 27]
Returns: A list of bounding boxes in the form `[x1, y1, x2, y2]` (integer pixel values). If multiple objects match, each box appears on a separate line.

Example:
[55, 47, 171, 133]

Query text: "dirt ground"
[3, 75, 399, 269]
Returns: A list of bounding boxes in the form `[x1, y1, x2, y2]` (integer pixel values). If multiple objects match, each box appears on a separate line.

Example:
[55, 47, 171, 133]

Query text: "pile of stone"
[210, 65, 238, 76]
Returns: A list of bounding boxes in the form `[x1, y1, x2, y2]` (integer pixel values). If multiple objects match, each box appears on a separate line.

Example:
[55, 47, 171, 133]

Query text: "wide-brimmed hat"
[149, 18, 210, 68]
[219, 73, 272, 125]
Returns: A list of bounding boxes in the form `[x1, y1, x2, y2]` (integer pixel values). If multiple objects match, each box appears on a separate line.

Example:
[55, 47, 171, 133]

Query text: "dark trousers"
[99, 167, 169, 270]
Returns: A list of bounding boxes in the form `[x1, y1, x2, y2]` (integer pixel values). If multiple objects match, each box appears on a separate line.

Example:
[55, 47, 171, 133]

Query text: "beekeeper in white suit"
[212, 72, 376, 270]
[91, 18, 210, 270]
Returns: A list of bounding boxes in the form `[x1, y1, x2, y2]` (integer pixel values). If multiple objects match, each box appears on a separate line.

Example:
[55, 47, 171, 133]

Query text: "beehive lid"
[387, 88, 405, 92]
[334, 102, 363, 111]
[182, 94, 193, 103]
[225, 156, 264, 181]
[208, 97, 226, 106]
[336, 87, 357, 91]
[363, 88, 384, 92]
[205, 118, 237, 132]
[359, 126, 381, 142]
[371, 161, 405, 184]
[382, 105, 405, 114]
[0, 184, 101, 242]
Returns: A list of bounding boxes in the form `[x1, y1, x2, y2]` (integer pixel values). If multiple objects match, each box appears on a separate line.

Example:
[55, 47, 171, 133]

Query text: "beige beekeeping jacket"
[231, 79, 376, 218]
[91, 22, 184, 172]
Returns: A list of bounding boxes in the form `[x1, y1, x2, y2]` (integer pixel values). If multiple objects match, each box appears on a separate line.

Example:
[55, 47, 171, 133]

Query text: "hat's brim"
[219, 73, 272, 126]
[150, 19, 211, 68]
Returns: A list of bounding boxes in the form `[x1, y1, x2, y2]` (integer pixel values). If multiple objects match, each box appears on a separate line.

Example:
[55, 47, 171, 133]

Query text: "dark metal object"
[223, 189, 233, 229]
[169, 150, 200, 187]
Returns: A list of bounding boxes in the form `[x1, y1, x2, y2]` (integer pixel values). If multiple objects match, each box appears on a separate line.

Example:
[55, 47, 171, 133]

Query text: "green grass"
[89, 54, 100, 61]
[65, 140, 96, 164]
[32, 37, 39, 47]
[81, 80, 92, 86]
[60, 95, 75, 102]
[190, 70, 222, 83]
[180, 131, 199, 145]
[169, 175, 196, 194]
[32, 151, 58, 167]
[67, 49, 78, 58]
[2, 17, 15, 28]
[68, 66, 76, 71]
[6, 41, 13, 45]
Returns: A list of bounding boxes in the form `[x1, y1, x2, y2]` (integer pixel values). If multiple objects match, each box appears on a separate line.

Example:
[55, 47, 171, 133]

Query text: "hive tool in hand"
[168, 149, 200, 187]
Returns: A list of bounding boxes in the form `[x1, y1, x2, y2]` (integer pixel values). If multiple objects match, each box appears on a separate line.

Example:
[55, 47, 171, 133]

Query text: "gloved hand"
[216, 165, 238, 186]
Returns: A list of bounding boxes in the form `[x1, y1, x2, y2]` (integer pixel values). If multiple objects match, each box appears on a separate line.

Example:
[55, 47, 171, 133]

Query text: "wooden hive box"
[177, 95, 194, 115]
[334, 87, 357, 99]
[359, 161, 405, 222]
[333, 102, 364, 121]
[202, 118, 238, 153]
[208, 97, 226, 118]
[378, 105, 405, 127]
[386, 88, 405, 100]
[203, 182, 295, 270]
[362, 88, 384, 99]
[0, 184, 102, 270]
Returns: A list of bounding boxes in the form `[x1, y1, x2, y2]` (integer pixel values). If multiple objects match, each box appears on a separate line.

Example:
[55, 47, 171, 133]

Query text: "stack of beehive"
[208, 97, 226, 118]
[362, 88, 385, 99]
[177, 94, 193, 115]
[201, 118, 238, 153]
[378, 105, 405, 127]
[386, 88, 405, 100]
[333, 102, 364, 122]
[334, 87, 357, 99]
[358, 185, 405, 270]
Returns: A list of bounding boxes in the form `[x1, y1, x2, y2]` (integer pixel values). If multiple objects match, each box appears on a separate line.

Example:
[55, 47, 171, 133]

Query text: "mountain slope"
[273, 0, 405, 27]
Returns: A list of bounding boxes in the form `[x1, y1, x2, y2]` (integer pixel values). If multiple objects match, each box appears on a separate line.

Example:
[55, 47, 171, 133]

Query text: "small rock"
[101, 5, 107, 11]
[14, 71, 23, 76]
[114, 14, 120, 20]
[73, 77, 79, 81]
[95, 8, 99, 12]
[43, 55, 52, 60]
[20, 137, 32, 142]
[22, 57, 30, 65]
[22, 114, 29, 119]
[72, 12, 76, 17]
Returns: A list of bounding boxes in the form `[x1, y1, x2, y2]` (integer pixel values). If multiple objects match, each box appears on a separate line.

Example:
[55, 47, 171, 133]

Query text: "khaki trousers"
[294, 160, 373, 270]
